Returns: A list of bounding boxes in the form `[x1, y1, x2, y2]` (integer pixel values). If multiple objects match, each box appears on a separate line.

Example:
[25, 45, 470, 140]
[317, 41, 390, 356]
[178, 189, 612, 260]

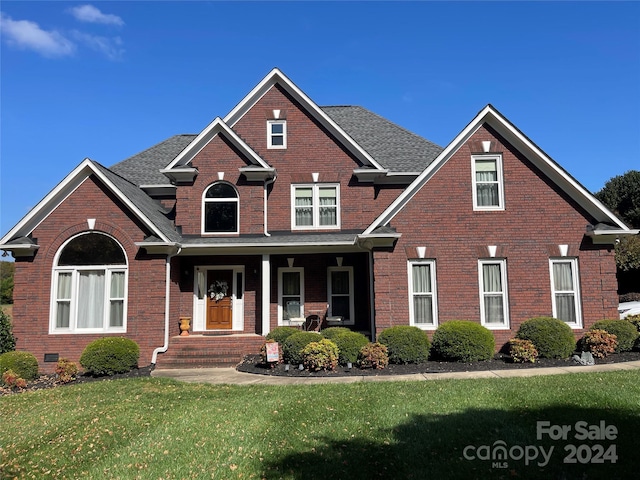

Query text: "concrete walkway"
[151, 360, 640, 386]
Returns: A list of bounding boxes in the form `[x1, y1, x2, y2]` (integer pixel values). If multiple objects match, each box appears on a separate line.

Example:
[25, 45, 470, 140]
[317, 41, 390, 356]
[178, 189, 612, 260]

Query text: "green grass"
[2, 371, 639, 479]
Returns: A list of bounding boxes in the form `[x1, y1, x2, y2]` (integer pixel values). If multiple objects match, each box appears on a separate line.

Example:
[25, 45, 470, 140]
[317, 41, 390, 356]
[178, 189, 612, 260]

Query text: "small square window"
[268, 120, 286, 149]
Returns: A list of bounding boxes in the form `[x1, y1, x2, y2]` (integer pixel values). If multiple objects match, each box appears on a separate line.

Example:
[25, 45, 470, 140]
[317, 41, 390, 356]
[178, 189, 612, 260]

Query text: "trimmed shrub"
[516, 317, 576, 359]
[508, 338, 539, 363]
[358, 342, 389, 369]
[580, 330, 618, 358]
[591, 320, 638, 353]
[55, 358, 79, 383]
[431, 321, 495, 362]
[79, 337, 140, 376]
[265, 326, 300, 345]
[0, 311, 16, 354]
[0, 350, 39, 380]
[329, 331, 369, 365]
[377, 326, 431, 364]
[282, 331, 322, 365]
[321, 327, 352, 340]
[301, 339, 339, 371]
[627, 314, 640, 332]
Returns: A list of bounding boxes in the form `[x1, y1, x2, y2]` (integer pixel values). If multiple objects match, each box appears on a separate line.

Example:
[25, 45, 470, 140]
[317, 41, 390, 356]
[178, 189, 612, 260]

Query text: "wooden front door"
[206, 270, 233, 330]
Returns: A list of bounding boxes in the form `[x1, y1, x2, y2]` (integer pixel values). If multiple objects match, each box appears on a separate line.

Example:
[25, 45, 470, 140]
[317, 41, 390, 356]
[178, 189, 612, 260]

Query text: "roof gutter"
[151, 245, 181, 366]
[263, 171, 277, 237]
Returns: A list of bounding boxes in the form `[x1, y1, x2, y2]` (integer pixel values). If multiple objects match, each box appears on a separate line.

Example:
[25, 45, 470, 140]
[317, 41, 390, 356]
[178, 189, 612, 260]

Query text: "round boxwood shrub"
[328, 331, 369, 365]
[431, 321, 495, 362]
[516, 317, 576, 359]
[591, 319, 638, 353]
[321, 327, 352, 340]
[79, 337, 140, 376]
[358, 342, 389, 369]
[0, 350, 39, 380]
[265, 326, 300, 345]
[282, 331, 322, 365]
[301, 339, 339, 371]
[377, 325, 430, 364]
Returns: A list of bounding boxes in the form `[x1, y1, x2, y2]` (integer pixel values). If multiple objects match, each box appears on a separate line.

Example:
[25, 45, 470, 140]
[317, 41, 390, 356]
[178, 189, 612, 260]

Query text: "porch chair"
[304, 314, 322, 332]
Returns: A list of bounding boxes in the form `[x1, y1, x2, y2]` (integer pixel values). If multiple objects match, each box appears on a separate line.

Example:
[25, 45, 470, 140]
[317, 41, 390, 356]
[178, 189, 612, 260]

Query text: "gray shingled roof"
[109, 134, 196, 187]
[322, 106, 443, 172]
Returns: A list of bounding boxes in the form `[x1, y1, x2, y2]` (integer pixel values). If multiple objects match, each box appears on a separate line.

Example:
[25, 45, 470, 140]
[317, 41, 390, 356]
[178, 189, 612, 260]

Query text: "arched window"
[51, 232, 127, 333]
[203, 182, 239, 233]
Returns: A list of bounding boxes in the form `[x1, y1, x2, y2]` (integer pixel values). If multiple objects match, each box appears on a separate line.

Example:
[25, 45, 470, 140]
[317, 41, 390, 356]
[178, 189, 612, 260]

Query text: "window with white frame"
[478, 259, 509, 328]
[408, 260, 438, 329]
[472, 155, 504, 210]
[278, 268, 304, 325]
[292, 184, 339, 229]
[267, 120, 286, 149]
[327, 267, 354, 324]
[203, 182, 239, 234]
[51, 232, 127, 333]
[550, 258, 582, 327]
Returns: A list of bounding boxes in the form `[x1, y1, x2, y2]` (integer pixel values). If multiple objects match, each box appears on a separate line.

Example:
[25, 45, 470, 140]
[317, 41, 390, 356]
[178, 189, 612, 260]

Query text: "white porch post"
[262, 254, 271, 336]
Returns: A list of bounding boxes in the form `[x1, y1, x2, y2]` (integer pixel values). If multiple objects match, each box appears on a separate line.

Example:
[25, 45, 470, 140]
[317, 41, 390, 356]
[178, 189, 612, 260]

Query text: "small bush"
[265, 326, 300, 345]
[580, 330, 618, 358]
[321, 327, 352, 340]
[591, 320, 638, 353]
[259, 339, 283, 367]
[55, 358, 79, 383]
[0, 350, 39, 380]
[79, 337, 139, 376]
[377, 326, 431, 364]
[328, 331, 369, 365]
[431, 321, 495, 362]
[358, 343, 389, 369]
[508, 338, 539, 363]
[516, 317, 576, 359]
[627, 314, 640, 333]
[0, 311, 16, 354]
[282, 331, 322, 365]
[301, 339, 339, 371]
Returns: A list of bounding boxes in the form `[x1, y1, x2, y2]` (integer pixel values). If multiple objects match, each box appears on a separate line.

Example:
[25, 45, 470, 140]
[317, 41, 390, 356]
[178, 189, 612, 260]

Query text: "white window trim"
[549, 258, 582, 329]
[327, 266, 355, 325]
[407, 259, 438, 330]
[478, 259, 510, 329]
[201, 182, 240, 235]
[267, 120, 287, 149]
[278, 267, 305, 326]
[49, 233, 128, 334]
[291, 183, 341, 230]
[472, 154, 505, 211]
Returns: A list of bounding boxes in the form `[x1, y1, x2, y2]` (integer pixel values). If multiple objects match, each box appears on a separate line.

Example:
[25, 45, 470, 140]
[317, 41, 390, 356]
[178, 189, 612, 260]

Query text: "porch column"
[262, 254, 271, 336]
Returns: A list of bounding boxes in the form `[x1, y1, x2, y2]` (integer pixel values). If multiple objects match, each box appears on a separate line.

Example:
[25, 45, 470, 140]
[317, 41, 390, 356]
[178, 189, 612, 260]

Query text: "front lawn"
[2, 371, 639, 479]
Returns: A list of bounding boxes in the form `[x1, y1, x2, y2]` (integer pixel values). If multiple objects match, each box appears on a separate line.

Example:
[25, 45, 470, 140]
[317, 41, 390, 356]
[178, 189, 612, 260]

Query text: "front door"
[206, 270, 233, 330]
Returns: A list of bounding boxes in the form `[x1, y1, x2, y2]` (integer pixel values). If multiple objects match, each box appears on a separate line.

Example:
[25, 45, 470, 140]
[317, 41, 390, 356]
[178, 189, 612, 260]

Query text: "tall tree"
[0, 261, 14, 304]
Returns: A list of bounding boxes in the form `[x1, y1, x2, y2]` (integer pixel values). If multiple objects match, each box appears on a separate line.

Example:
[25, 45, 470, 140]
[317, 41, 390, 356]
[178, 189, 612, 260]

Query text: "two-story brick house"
[1, 68, 635, 371]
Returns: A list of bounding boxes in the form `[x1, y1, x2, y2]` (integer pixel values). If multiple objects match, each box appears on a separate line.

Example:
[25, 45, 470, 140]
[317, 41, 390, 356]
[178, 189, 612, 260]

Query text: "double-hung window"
[550, 258, 582, 327]
[408, 260, 438, 329]
[278, 268, 304, 326]
[478, 259, 509, 328]
[267, 120, 286, 149]
[327, 267, 354, 324]
[472, 155, 504, 210]
[51, 232, 127, 333]
[292, 184, 339, 229]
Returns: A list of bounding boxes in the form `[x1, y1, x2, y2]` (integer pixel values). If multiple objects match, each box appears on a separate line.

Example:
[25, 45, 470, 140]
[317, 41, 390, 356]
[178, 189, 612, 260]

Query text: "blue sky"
[1, 1, 639, 236]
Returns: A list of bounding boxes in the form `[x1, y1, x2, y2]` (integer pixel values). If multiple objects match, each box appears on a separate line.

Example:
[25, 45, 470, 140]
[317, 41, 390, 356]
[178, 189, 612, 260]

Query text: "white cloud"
[69, 5, 124, 27]
[0, 12, 75, 57]
[72, 31, 124, 61]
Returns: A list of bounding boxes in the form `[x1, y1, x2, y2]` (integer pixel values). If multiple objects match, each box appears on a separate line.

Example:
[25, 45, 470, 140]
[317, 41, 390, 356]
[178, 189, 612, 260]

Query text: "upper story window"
[549, 258, 582, 328]
[203, 182, 239, 234]
[408, 260, 438, 329]
[51, 232, 127, 334]
[292, 184, 340, 230]
[472, 154, 504, 210]
[267, 120, 287, 149]
[478, 259, 509, 329]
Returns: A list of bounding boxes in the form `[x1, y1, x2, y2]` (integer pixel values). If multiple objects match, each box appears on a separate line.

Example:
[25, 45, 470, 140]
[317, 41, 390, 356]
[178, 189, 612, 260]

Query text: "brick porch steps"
[154, 334, 265, 369]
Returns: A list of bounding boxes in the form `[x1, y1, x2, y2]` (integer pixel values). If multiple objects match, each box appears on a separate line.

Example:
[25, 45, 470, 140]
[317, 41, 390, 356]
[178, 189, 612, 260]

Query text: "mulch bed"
[236, 351, 640, 378]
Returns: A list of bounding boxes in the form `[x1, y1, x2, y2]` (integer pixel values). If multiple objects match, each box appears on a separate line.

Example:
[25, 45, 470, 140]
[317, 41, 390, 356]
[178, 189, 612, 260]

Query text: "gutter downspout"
[152, 246, 181, 366]
[263, 172, 277, 236]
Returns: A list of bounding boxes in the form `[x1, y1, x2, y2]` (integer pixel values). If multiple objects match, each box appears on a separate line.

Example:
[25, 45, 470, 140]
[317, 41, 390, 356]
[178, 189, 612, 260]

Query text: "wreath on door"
[208, 280, 228, 302]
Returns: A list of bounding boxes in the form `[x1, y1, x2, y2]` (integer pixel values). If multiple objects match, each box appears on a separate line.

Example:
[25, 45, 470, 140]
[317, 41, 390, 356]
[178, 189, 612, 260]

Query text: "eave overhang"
[585, 225, 640, 245]
[134, 241, 182, 255]
[159, 167, 199, 185]
[352, 168, 389, 183]
[356, 232, 402, 249]
[239, 166, 277, 182]
[0, 239, 40, 258]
